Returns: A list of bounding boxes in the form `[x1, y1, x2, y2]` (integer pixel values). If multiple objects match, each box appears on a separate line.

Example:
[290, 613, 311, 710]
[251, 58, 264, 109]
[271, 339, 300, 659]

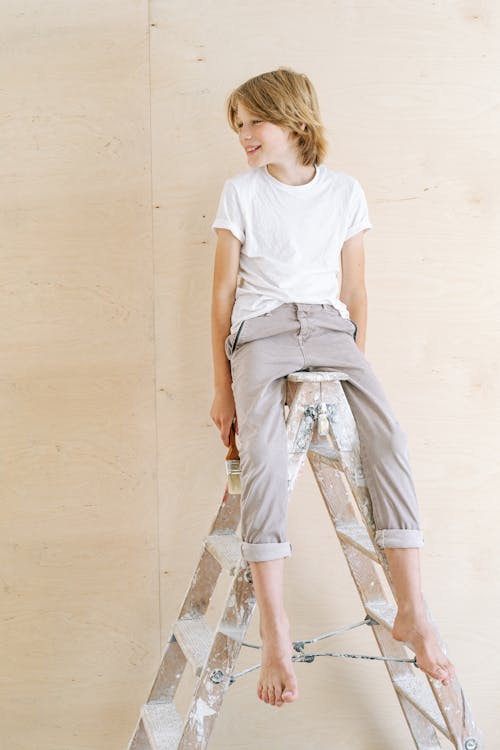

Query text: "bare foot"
[257, 618, 299, 707]
[392, 608, 456, 686]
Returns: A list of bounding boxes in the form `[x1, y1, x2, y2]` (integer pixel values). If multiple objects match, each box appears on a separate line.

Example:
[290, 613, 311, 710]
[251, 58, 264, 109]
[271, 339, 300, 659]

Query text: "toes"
[434, 665, 453, 684]
[415, 658, 455, 685]
[267, 686, 276, 705]
[273, 683, 283, 706]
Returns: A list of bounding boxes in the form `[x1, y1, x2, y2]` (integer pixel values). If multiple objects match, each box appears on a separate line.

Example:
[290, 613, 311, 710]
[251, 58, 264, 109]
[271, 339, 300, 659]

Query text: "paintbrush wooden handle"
[225, 421, 240, 460]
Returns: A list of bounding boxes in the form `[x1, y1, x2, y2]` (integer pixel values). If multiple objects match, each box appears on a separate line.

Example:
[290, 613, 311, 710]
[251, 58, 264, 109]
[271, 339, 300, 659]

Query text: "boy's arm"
[339, 230, 368, 353]
[211, 228, 241, 389]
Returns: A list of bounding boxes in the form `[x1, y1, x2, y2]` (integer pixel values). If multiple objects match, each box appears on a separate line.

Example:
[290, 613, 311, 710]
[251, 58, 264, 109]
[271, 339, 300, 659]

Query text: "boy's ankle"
[396, 600, 426, 618]
[259, 613, 290, 637]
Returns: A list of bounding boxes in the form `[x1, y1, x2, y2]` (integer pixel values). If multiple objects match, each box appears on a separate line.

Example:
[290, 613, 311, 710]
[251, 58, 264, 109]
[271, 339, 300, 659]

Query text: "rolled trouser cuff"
[241, 541, 292, 562]
[375, 529, 424, 548]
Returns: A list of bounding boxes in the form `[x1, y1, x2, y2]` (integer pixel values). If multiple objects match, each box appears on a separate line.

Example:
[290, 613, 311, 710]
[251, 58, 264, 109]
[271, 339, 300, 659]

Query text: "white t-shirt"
[211, 163, 373, 335]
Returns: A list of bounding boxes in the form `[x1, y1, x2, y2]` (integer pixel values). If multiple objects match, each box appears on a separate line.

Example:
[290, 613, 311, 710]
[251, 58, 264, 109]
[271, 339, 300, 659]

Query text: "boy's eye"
[237, 120, 262, 128]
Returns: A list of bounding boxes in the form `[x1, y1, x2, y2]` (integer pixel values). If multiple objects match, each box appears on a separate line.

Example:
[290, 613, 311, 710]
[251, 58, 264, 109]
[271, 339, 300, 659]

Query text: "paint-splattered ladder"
[126, 370, 485, 750]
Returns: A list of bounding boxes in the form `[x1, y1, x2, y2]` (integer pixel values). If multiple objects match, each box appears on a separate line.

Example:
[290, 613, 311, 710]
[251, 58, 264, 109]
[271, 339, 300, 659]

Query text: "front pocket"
[230, 320, 246, 354]
[321, 305, 354, 335]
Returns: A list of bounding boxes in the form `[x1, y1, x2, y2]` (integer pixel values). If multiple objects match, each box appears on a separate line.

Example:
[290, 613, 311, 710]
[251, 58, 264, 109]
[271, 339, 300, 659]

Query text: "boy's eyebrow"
[235, 115, 260, 124]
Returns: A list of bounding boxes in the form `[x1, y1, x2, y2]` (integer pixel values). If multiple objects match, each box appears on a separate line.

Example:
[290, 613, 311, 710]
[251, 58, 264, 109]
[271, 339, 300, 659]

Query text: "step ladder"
[126, 370, 485, 750]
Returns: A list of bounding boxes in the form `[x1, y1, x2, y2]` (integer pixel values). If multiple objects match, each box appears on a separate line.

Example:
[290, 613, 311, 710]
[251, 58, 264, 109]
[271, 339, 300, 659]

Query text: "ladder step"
[308, 443, 339, 461]
[205, 533, 242, 575]
[365, 600, 397, 631]
[336, 522, 379, 561]
[141, 700, 183, 750]
[173, 616, 213, 676]
[393, 675, 450, 739]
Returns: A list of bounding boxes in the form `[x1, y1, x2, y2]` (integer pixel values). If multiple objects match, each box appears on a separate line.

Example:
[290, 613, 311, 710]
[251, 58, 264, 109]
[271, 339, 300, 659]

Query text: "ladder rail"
[308, 448, 444, 748]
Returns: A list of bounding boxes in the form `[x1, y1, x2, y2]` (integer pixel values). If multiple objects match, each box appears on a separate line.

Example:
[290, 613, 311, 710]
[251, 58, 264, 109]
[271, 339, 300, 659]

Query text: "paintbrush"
[225, 421, 241, 494]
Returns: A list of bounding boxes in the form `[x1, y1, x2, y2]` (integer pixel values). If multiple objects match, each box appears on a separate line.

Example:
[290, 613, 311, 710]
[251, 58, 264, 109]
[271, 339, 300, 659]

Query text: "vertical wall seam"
[146, 0, 163, 660]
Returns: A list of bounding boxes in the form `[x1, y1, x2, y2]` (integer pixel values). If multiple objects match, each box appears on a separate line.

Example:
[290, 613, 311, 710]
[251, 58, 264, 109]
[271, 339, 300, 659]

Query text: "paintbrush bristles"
[227, 472, 241, 494]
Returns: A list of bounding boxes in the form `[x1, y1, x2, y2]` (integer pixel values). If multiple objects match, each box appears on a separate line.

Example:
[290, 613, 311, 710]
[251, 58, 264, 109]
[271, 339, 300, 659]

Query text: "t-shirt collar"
[262, 163, 320, 191]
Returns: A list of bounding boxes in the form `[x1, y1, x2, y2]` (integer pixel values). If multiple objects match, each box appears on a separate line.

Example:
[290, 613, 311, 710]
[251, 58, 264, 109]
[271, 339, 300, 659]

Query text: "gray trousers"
[225, 302, 425, 563]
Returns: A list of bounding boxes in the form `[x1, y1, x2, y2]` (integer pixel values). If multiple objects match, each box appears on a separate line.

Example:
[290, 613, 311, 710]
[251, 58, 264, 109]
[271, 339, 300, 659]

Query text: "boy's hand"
[210, 386, 239, 447]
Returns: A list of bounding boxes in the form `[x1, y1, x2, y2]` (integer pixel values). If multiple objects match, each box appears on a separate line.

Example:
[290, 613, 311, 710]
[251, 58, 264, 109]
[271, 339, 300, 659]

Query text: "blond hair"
[225, 67, 328, 166]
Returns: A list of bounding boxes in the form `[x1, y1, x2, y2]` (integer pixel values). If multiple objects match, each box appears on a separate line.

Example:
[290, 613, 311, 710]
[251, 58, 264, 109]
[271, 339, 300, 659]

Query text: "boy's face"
[235, 101, 301, 167]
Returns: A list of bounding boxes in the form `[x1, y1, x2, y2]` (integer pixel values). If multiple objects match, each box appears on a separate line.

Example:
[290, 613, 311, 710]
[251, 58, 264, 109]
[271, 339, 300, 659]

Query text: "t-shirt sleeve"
[344, 179, 373, 241]
[211, 179, 245, 244]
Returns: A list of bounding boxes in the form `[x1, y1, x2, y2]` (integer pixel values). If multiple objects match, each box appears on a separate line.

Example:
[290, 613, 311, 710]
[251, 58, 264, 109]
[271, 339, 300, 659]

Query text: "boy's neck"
[265, 161, 317, 187]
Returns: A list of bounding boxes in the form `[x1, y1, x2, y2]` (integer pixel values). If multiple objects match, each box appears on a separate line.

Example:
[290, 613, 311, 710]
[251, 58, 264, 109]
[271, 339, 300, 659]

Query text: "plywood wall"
[1, 1, 498, 748]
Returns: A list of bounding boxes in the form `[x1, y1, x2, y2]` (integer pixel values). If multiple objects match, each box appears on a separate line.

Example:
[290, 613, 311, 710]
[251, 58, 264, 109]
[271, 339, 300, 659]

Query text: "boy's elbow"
[340, 285, 367, 309]
[212, 278, 237, 307]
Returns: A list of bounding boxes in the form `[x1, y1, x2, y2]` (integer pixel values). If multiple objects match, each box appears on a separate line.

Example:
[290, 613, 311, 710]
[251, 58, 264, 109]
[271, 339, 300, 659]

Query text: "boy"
[209, 67, 455, 707]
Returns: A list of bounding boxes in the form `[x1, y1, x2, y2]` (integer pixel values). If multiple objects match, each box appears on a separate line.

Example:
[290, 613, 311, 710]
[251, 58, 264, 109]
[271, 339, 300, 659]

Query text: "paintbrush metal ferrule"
[226, 459, 240, 474]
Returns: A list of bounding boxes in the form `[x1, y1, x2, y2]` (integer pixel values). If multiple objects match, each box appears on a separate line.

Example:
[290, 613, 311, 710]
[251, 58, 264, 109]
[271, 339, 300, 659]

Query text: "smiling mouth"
[246, 145, 261, 154]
